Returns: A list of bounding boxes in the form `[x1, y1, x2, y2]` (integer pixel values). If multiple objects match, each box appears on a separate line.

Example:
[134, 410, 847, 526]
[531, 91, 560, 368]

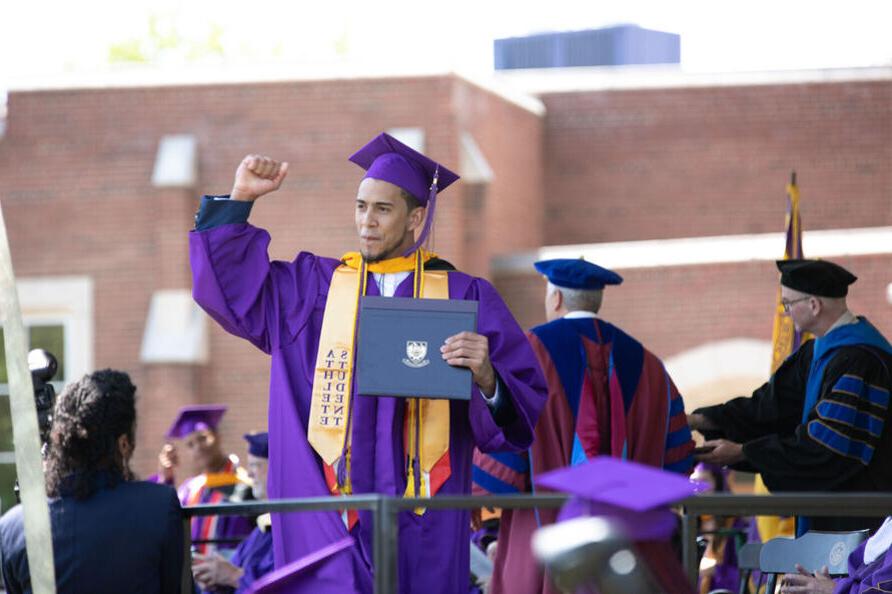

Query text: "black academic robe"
[695, 340, 892, 532]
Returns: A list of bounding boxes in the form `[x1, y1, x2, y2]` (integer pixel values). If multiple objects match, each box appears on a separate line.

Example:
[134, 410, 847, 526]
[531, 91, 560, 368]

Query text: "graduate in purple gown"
[189, 133, 547, 593]
[473, 258, 694, 594]
[193, 432, 275, 593]
[162, 406, 254, 556]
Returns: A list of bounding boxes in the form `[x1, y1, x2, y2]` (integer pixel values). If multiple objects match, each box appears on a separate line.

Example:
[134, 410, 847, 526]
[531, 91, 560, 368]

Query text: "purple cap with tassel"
[349, 132, 460, 254]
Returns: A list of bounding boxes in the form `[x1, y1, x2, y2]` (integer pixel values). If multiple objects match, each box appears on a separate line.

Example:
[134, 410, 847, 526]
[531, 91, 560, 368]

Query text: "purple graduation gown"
[230, 527, 275, 593]
[834, 538, 892, 594]
[190, 221, 546, 594]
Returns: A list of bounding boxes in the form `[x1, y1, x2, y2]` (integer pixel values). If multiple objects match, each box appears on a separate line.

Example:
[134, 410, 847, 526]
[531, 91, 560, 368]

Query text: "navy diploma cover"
[356, 296, 478, 400]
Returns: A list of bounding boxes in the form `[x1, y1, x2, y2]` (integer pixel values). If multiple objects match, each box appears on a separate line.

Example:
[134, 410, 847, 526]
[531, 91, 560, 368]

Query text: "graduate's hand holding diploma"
[441, 331, 497, 397]
[231, 155, 290, 202]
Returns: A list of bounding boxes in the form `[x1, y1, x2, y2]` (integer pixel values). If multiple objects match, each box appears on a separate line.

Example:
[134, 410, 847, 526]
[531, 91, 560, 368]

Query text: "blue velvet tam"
[243, 432, 269, 459]
[164, 405, 227, 439]
[534, 258, 623, 290]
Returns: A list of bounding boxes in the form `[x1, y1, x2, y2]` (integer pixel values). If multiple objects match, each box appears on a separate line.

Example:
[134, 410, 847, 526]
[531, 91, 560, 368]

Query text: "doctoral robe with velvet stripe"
[695, 327, 892, 533]
[472, 316, 694, 594]
[189, 208, 546, 594]
[178, 459, 254, 557]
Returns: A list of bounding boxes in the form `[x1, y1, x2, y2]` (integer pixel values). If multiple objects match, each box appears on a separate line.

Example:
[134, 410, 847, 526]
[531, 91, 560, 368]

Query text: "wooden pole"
[0, 201, 56, 593]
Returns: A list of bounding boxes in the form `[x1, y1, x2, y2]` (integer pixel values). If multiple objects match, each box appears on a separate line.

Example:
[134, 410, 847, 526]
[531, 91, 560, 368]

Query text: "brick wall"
[540, 80, 892, 245]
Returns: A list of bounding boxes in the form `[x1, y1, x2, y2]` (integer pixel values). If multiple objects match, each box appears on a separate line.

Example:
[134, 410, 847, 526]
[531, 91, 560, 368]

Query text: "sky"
[2, 0, 892, 92]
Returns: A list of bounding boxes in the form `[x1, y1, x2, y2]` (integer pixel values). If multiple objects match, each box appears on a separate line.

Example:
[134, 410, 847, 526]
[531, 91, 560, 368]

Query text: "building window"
[0, 275, 92, 511]
[0, 323, 68, 509]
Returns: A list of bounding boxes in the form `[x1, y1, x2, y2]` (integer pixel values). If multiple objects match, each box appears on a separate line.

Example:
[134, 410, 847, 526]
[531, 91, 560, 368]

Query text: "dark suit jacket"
[0, 475, 183, 594]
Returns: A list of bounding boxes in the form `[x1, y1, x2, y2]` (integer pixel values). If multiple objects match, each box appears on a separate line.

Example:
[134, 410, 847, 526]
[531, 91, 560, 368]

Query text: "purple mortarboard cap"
[349, 132, 460, 255]
[243, 431, 269, 459]
[534, 258, 623, 290]
[244, 536, 354, 594]
[164, 405, 227, 439]
[537, 457, 699, 541]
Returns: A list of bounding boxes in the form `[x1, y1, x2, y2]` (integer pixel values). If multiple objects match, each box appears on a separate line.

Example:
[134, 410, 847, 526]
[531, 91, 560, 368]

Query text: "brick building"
[0, 66, 890, 490]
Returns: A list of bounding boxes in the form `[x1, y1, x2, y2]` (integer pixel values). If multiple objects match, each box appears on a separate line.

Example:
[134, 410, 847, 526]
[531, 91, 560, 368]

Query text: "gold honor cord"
[0, 202, 56, 593]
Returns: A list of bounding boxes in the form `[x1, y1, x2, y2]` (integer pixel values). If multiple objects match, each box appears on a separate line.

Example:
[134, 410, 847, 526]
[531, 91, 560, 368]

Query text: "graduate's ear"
[406, 205, 425, 234]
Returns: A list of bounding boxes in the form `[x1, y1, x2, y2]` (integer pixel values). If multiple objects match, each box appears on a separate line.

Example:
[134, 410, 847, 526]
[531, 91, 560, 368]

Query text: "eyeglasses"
[780, 296, 811, 313]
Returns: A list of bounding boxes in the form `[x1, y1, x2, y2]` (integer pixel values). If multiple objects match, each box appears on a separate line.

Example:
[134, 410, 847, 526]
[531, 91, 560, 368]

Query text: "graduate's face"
[183, 429, 221, 472]
[355, 178, 424, 262]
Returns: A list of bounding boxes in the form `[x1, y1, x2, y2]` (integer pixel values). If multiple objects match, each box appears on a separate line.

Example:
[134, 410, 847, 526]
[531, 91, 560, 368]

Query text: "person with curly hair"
[0, 369, 184, 593]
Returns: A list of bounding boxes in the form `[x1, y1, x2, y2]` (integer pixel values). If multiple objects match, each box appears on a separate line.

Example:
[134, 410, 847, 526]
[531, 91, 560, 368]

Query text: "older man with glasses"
[688, 259, 892, 535]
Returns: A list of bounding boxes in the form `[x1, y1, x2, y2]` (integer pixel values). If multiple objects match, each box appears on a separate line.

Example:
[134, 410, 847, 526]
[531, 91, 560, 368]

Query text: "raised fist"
[231, 155, 289, 202]
[158, 442, 179, 483]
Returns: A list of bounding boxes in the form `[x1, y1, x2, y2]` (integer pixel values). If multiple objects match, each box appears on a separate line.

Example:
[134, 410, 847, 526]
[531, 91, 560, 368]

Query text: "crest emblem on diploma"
[403, 340, 430, 368]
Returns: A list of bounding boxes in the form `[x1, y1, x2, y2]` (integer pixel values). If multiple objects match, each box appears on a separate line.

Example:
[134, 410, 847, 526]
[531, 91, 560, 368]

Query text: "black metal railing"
[184, 492, 892, 592]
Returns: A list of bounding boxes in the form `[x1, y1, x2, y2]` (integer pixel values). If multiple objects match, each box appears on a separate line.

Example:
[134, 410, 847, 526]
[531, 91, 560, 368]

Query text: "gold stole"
[307, 250, 452, 521]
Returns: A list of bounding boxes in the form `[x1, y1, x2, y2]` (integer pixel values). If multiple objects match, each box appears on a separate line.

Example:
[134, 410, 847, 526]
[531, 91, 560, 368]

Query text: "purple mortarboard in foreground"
[164, 404, 227, 439]
[244, 537, 354, 594]
[349, 132, 460, 254]
[537, 457, 700, 541]
[243, 431, 269, 458]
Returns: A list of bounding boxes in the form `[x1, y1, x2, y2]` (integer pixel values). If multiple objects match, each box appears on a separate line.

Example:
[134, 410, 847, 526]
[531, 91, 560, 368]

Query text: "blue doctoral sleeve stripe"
[665, 426, 693, 449]
[833, 375, 866, 397]
[807, 421, 874, 465]
[471, 466, 521, 494]
[668, 393, 686, 417]
[816, 400, 885, 438]
[486, 451, 530, 474]
[867, 385, 890, 409]
[194, 195, 254, 231]
[832, 374, 889, 409]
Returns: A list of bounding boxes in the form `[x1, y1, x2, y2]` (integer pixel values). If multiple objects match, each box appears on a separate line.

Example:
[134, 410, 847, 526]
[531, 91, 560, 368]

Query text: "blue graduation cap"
[164, 405, 227, 439]
[243, 431, 269, 459]
[534, 258, 623, 290]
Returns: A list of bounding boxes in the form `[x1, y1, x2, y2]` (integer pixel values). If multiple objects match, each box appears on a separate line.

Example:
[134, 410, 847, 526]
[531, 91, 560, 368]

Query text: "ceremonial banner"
[769, 173, 808, 373]
[756, 173, 807, 543]
[0, 201, 56, 593]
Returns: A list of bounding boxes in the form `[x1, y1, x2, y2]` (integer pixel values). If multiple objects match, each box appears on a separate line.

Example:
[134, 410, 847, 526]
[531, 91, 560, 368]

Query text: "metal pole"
[181, 517, 193, 593]
[374, 496, 399, 594]
[681, 507, 699, 587]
